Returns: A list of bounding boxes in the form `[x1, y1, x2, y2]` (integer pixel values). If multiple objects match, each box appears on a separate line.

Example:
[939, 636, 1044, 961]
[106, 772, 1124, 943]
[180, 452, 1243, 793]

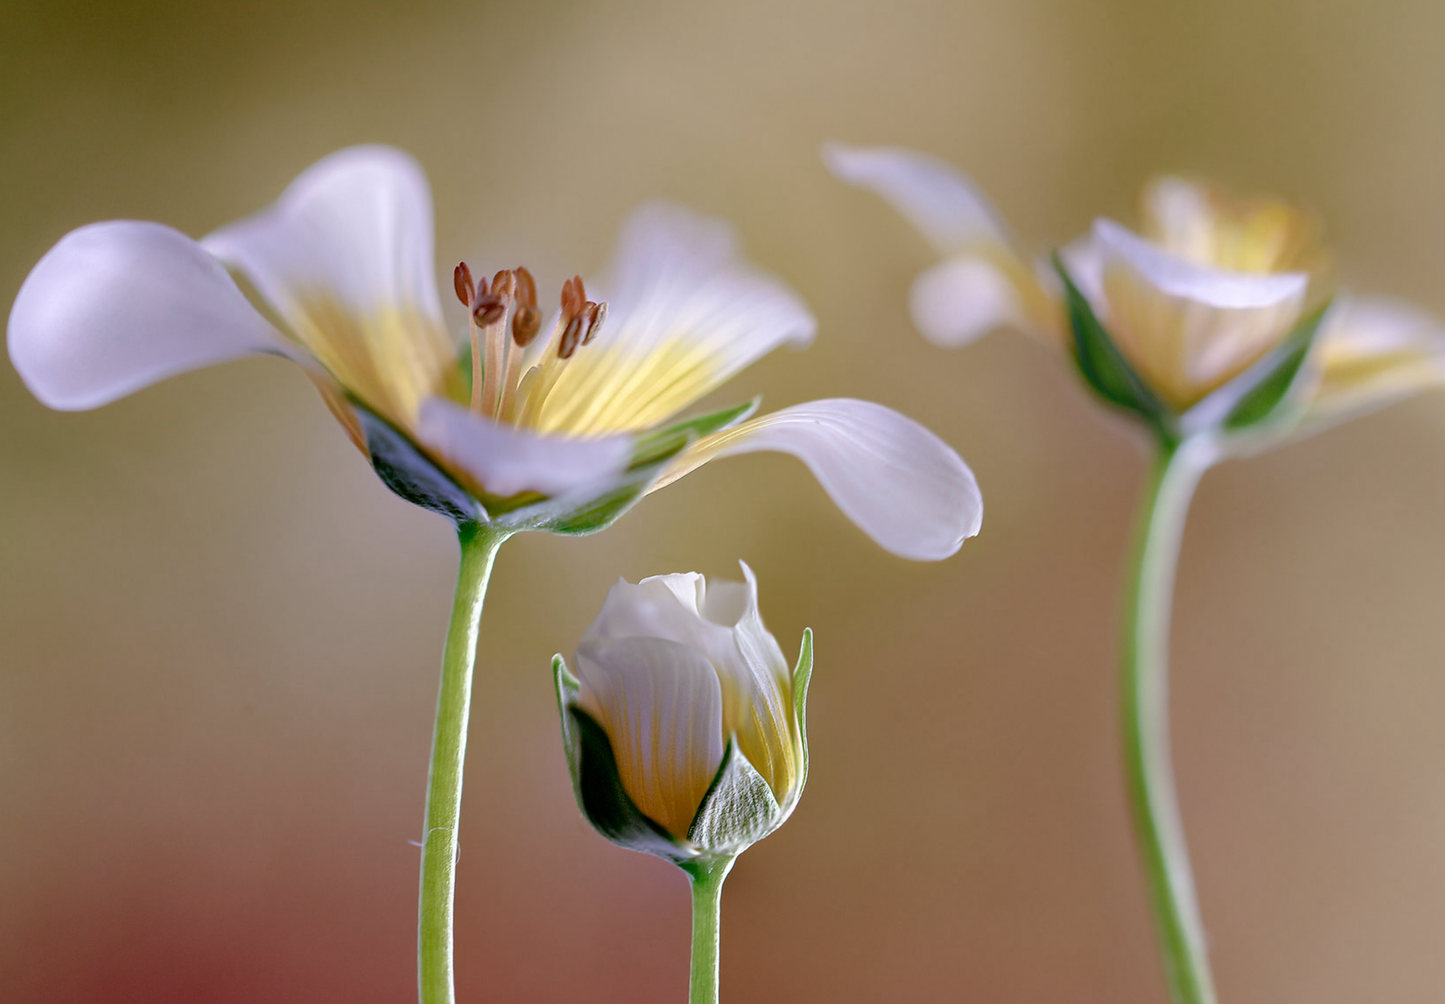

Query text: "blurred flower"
[553, 564, 811, 861]
[9, 145, 982, 558]
[825, 143, 1445, 437]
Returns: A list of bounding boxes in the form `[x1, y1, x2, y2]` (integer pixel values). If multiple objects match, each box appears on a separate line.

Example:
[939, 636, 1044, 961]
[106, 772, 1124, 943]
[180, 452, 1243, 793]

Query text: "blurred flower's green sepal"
[1216, 302, 1330, 432]
[1054, 255, 1174, 442]
[354, 398, 758, 535]
[553, 623, 813, 864]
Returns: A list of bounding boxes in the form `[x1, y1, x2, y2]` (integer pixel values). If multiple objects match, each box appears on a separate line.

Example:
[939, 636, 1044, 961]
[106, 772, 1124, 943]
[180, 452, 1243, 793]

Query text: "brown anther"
[582, 301, 608, 345]
[513, 266, 537, 310]
[560, 275, 587, 321]
[558, 315, 585, 359]
[473, 293, 506, 326]
[491, 269, 516, 299]
[511, 305, 542, 347]
[453, 262, 475, 307]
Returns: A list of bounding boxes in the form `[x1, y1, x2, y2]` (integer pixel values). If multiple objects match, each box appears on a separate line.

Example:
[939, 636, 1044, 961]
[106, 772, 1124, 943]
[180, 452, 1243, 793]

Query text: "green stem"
[418, 522, 510, 1004]
[1122, 437, 1217, 1004]
[684, 857, 735, 1004]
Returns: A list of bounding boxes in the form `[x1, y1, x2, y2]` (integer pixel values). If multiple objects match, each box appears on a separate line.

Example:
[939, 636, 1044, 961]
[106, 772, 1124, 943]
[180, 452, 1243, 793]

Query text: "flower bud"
[553, 563, 812, 863]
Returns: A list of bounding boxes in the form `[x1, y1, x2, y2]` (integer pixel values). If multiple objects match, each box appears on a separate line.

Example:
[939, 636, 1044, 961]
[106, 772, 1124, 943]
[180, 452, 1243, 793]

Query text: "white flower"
[553, 563, 811, 860]
[825, 142, 1445, 425]
[9, 145, 983, 559]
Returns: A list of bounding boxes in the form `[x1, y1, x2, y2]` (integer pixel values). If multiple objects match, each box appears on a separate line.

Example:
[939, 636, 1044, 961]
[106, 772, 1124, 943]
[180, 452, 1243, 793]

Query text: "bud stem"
[418, 522, 512, 1004]
[682, 857, 735, 1004]
[1121, 437, 1217, 1004]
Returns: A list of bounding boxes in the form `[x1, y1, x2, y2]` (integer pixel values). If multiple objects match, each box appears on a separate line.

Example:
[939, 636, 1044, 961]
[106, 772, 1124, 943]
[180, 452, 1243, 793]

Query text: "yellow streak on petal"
[534, 336, 723, 436]
[286, 293, 460, 431]
[717, 668, 797, 807]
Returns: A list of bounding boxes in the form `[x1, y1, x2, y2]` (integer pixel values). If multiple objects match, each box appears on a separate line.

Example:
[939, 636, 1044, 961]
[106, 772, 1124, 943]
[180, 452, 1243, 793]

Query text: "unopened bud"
[553, 565, 813, 864]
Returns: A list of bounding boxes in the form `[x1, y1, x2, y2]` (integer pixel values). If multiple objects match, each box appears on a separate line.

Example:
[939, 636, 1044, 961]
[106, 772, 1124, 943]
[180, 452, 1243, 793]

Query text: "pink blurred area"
[6, 0, 1445, 1001]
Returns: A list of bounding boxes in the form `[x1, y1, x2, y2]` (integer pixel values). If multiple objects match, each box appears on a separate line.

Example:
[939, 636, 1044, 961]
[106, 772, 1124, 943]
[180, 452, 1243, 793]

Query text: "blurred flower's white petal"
[657, 398, 982, 561]
[1057, 233, 1106, 308]
[203, 145, 454, 423]
[1095, 220, 1308, 310]
[1311, 296, 1445, 416]
[415, 397, 633, 498]
[1094, 219, 1308, 406]
[823, 142, 1012, 255]
[7, 221, 293, 410]
[574, 636, 726, 838]
[909, 256, 1024, 346]
[536, 203, 816, 436]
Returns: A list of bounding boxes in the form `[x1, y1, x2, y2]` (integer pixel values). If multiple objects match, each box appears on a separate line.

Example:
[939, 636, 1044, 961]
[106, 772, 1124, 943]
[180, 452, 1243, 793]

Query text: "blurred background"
[6, 0, 1445, 1000]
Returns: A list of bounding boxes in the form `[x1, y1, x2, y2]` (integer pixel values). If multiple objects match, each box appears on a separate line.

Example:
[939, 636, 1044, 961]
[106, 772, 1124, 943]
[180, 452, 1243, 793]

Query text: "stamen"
[479, 269, 516, 419]
[498, 267, 539, 421]
[514, 278, 608, 427]
[455, 261, 488, 412]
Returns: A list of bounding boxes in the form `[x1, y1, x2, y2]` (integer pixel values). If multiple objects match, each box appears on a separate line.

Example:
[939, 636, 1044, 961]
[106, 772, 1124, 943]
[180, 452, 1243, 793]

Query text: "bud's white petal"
[573, 636, 725, 840]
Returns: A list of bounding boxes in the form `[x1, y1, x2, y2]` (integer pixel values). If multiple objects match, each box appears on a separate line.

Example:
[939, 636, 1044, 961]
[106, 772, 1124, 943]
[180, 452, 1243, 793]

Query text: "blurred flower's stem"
[683, 857, 735, 1004]
[1123, 438, 1217, 1004]
[418, 522, 511, 1004]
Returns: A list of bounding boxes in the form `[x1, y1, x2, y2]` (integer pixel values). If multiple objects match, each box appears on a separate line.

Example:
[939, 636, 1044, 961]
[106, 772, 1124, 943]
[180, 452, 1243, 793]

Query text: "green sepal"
[350, 394, 747, 537]
[687, 737, 782, 855]
[628, 399, 759, 471]
[354, 406, 485, 525]
[1053, 255, 1174, 441]
[488, 466, 663, 536]
[1220, 301, 1331, 431]
[552, 656, 686, 860]
[791, 628, 814, 792]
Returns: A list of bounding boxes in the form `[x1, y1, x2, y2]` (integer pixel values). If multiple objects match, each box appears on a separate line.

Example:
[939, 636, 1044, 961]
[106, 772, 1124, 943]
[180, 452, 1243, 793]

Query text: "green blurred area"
[5, 0, 1445, 1001]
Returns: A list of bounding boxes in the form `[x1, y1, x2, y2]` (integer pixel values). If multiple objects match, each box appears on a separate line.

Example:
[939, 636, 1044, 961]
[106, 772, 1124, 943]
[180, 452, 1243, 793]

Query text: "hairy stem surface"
[418, 523, 509, 1004]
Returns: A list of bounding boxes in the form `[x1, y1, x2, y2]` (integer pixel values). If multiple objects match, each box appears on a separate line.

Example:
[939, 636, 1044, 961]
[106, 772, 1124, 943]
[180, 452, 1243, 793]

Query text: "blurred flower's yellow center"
[1139, 176, 1324, 276]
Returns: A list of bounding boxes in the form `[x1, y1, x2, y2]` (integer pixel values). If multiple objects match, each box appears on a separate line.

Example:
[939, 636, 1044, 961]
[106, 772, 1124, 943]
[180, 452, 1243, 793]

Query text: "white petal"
[573, 636, 725, 838]
[202, 145, 452, 423]
[414, 397, 633, 498]
[7, 221, 291, 410]
[533, 202, 817, 435]
[203, 145, 442, 327]
[658, 399, 982, 561]
[909, 256, 1024, 347]
[823, 142, 1012, 255]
